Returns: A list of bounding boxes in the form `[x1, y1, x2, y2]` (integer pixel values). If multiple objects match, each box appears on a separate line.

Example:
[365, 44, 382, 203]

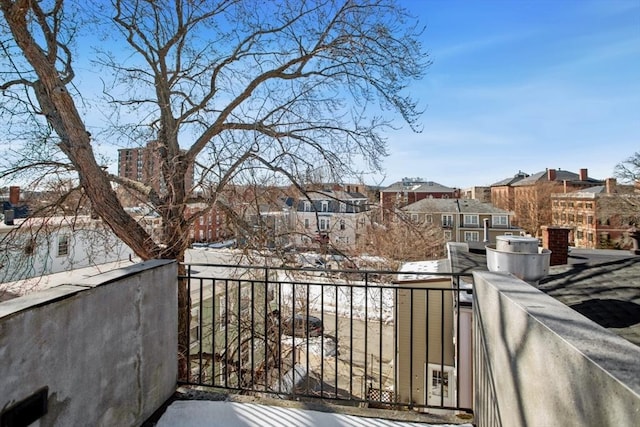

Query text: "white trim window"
[442, 214, 454, 227]
[319, 218, 330, 231]
[304, 218, 310, 229]
[426, 214, 433, 224]
[321, 201, 329, 212]
[492, 215, 508, 227]
[303, 201, 311, 212]
[339, 202, 346, 213]
[411, 213, 419, 223]
[464, 231, 479, 242]
[443, 230, 452, 241]
[463, 214, 479, 227]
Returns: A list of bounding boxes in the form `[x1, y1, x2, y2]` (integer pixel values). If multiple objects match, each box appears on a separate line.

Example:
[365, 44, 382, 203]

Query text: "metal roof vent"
[485, 236, 551, 284]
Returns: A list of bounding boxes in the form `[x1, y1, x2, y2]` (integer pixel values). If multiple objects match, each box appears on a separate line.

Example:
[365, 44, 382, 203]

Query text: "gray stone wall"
[0, 260, 177, 427]
[473, 271, 640, 427]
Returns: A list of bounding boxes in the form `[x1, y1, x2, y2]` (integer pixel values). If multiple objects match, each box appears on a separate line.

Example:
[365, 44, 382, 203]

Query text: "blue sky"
[373, 0, 640, 188]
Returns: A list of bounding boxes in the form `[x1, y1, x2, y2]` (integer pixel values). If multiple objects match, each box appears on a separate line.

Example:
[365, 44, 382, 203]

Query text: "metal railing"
[178, 263, 474, 414]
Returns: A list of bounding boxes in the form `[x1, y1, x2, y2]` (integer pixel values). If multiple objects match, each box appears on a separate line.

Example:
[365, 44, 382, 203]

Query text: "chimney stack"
[9, 186, 19, 205]
[547, 168, 557, 181]
[541, 226, 570, 266]
[605, 178, 617, 194]
[579, 168, 588, 181]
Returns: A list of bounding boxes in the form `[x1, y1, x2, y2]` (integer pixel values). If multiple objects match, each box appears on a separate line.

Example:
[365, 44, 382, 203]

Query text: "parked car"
[283, 314, 323, 337]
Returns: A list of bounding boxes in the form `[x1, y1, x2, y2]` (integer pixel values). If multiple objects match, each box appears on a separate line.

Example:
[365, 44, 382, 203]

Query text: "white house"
[0, 215, 134, 284]
[285, 190, 369, 250]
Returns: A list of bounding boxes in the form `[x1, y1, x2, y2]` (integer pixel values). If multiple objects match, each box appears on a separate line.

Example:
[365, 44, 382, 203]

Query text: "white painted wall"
[0, 216, 134, 283]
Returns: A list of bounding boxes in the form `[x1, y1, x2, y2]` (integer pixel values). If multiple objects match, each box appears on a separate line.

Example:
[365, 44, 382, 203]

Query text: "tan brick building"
[551, 179, 640, 249]
[492, 168, 603, 236]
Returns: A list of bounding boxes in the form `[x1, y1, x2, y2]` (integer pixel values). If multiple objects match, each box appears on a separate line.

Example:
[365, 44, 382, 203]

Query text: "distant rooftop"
[490, 170, 530, 187]
[512, 168, 602, 186]
[403, 198, 511, 215]
[381, 179, 456, 193]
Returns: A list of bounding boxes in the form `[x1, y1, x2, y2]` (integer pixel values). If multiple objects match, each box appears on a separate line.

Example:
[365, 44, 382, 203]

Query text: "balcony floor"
[156, 400, 473, 427]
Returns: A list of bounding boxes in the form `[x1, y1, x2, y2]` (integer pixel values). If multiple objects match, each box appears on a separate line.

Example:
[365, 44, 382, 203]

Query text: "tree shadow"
[570, 299, 640, 328]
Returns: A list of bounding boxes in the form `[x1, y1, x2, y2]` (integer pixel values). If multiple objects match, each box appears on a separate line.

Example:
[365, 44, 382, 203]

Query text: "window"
[426, 214, 433, 223]
[57, 234, 69, 257]
[321, 201, 329, 212]
[586, 202, 593, 209]
[561, 213, 567, 222]
[568, 202, 574, 208]
[464, 231, 479, 242]
[303, 201, 311, 212]
[339, 219, 345, 230]
[442, 214, 454, 227]
[587, 215, 594, 225]
[588, 233, 594, 243]
[432, 370, 449, 398]
[560, 202, 566, 207]
[492, 215, 508, 227]
[411, 213, 419, 223]
[304, 218, 310, 229]
[577, 214, 583, 224]
[576, 230, 584, 239]
[443, 230, 452, 241]
[339, 202, 346, 213]
[319, 218, 329, 230]
[568, 214, 575, 222]
[577, 202, 583, 208]
[464, 215, 479, 227]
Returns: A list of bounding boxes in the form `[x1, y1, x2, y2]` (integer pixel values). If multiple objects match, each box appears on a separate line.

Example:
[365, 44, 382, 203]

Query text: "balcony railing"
[179, 263, 473, 414]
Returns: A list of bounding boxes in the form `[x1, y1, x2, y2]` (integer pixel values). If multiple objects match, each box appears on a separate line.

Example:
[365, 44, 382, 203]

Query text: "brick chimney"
[605, 178, 617, 194]
[579, 168, 588, 181]
[541, 226, 570, 266]
[547, 168, 557, 181]
[9, 186, 20, 205]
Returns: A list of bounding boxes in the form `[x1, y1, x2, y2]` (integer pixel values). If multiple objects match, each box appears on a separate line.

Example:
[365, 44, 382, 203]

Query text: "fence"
[179, 263, 473, 413]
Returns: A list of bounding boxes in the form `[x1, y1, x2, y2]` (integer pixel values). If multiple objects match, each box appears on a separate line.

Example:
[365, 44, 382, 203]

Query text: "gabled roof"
[512, 169, 603, 186]
[381, 180, 456, 193]
[490, 171, 530, 187]
[402, 198, 511, 215]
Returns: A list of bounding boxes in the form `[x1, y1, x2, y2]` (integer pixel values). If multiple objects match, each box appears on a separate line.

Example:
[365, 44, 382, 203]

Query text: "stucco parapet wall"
[0, 259, 175, 318]
[473, 271, 640, 426]
[0, 259, 178, 427]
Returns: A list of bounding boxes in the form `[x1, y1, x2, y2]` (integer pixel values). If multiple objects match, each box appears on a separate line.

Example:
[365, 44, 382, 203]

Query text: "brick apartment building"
[491, 168, 603, 236]
[551, 178, 640, 249]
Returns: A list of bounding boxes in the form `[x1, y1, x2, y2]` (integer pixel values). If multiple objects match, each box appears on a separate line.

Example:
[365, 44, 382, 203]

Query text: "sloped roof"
[513, 169, 603, 186]
[402, 198, 511, 215]
[381, 180, 456, 193]
[490, 171, 530, 187]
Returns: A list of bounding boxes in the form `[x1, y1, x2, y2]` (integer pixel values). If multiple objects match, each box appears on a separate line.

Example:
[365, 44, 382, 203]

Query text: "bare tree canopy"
[1, 0, 427, 261]
[1, 0, 427, 376]
[614, 151, 640, 184]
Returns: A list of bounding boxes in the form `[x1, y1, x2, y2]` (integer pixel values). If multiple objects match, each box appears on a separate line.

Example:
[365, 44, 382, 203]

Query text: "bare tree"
[614, 151, 640, 185]
[0, 0, 427, 376]
[357, 209, 445, 264]
[513, 181, 562, 236]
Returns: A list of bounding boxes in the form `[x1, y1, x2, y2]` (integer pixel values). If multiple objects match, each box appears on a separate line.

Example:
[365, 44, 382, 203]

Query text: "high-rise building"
[117, 140, 194, 194]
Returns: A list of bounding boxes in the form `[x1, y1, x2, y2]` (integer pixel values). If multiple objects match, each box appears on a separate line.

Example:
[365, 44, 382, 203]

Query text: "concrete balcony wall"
[473, 271, 640, 427]
[0, 260, 177, 427]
